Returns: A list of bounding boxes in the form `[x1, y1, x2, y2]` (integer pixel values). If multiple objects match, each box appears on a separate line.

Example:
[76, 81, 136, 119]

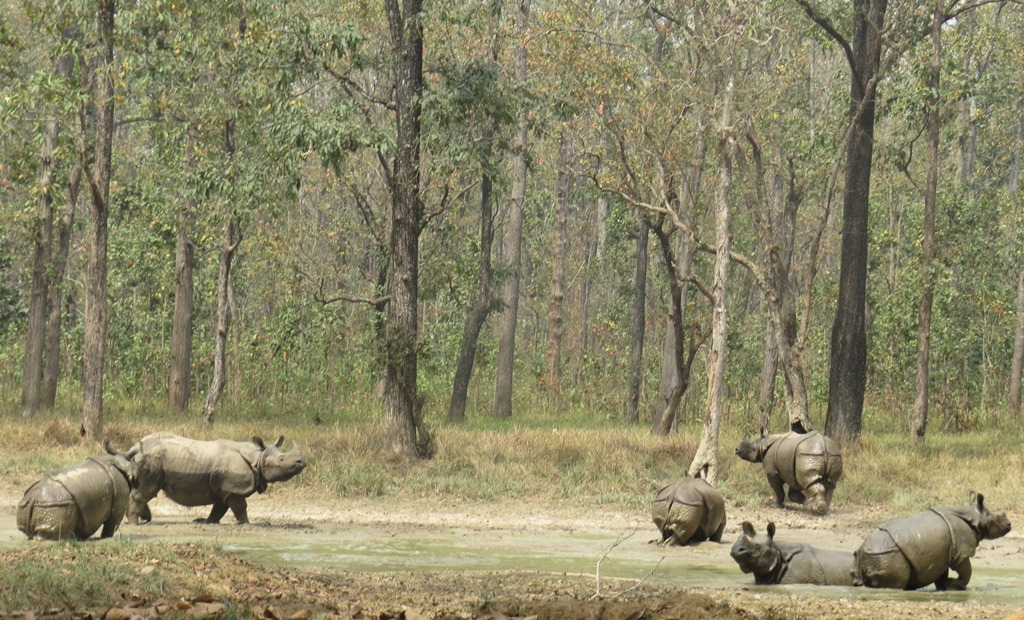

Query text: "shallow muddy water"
[3, 510, 1022, 606]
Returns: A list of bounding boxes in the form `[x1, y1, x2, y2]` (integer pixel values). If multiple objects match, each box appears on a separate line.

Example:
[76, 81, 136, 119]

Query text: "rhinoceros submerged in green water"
[17, 442, 137, 540]
[854, 491, 1011, 590]
[126, 433, 307, 525]
[730, 521, 857, 586]
[651, 476, 727, 546]
[735, 431, 842, 514]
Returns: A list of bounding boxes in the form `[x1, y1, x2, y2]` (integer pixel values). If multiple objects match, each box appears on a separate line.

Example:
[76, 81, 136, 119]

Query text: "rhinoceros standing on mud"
[853, 492, 1010, 590]
[17, 442, 137, 540]
[730, 521, 856, 586]
[651, 476, 727, 545]
[735, 431, 842, 515]
[126, 433, 307, 524]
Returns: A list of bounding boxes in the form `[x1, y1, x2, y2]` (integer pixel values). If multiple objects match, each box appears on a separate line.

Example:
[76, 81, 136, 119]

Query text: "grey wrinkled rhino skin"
[126, 433, 307, 525]
[17, 442, 137, 541]
[735, 431, 842, 514]
[651, 477, 726, 546]
[730, 521, 856, 586]
[854, 492, 1011, 591]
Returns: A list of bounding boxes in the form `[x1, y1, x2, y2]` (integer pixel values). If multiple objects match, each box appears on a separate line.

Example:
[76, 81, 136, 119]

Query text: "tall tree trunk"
[1008, 119, 1023, 416]
[824, 0, 887, 444]
[21, 78, 63, 417]
[544, 129, 570, 387]
[81, 0, 116, 442]
[653, 223, 696, 436]
[756, 319, 778, 432]
[168, 202, 195, 411]
[201, 215, 240, 426]
[745, 142, 812, 433]
[911, 2, 941, 442]
[447, 1, 502, 424]
[689, 75, 734, 484]
[201, 117, 243, 426]
[448, 134, 498, 423]
[625, 214, 649, 423]
[384, 0, 432, 458]
[41, 165, 81, 409]
[493, 0, 530, 419]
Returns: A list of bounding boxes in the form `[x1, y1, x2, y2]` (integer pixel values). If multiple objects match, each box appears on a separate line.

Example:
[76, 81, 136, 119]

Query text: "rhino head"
[730, 521, 781, 577]
[967, 491, 1011, 541]
[104, 439, 139, 486]
[253, 435, 307, 485]
[735, 435, 767, 464]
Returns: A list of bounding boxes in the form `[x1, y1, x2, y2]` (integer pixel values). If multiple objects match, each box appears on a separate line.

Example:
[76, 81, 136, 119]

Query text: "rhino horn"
[275, 435, 285, 448]
[741, 521, 756, 537]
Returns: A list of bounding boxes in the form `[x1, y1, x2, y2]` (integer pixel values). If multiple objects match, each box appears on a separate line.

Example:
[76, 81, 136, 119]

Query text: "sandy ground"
[2, 484, 1024, 619]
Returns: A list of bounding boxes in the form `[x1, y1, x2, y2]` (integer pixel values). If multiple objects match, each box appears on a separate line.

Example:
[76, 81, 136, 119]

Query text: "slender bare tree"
[81, 0, 116, 441]
[493, 0, 530, 419]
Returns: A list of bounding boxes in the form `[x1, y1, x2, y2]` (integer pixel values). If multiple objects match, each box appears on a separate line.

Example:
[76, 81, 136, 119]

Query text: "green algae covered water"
[2, 513, 1022, 606]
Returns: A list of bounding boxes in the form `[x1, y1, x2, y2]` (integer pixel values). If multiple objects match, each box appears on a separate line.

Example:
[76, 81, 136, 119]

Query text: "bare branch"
[945, 0, 1022, 23]
[793, 0, 859, 88]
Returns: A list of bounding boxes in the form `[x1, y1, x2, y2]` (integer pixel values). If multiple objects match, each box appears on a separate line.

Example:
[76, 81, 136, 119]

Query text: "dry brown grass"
[3, 412, 1022, 521]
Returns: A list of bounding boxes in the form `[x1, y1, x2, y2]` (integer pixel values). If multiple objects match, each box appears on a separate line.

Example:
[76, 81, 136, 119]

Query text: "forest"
[1, 0, 1022, 474]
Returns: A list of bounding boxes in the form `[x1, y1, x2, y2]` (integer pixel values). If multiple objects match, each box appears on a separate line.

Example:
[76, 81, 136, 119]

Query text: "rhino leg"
[666, 518, 699, 545]
[709, 514, 727, 543]
[100, 516, 120, 538]
[787, 488, 806, 504]
[937, 559, 971, 591]
[201, 502, 231, 524]
[766, 474, 786, 507]
[226, 496, 250, 524]
[203, 497, 249, 524]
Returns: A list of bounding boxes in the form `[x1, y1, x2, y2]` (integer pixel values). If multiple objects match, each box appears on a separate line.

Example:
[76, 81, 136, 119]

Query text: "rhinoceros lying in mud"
[651, 476, 726, 546]
[730, 521, 856, 586]
[735, 431, 842, 515]
[17, 442, 137, 540]
[854, 492, 1011, 590]
[126, 433, 307, 524]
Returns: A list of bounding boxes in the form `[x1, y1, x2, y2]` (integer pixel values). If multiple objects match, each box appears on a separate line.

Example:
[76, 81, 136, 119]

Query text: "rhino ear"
[741, 521, 756, 537]
[766, 522, 776, 540]
[103, 438, 116, 456]
[275, 435, 285, 448]
[253, 436, 266, 449]
[972, 491, 985, 512]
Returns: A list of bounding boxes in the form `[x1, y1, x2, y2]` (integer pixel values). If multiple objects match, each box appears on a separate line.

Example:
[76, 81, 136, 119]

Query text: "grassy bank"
[3, 408, 1022, 519]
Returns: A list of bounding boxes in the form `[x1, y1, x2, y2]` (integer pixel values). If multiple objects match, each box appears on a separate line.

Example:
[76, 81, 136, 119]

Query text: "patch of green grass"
[0, 539, 175, 612]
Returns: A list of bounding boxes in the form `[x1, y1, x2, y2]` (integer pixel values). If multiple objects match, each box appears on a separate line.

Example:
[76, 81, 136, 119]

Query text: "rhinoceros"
[17, 442, 138, 540]
[730, 521, 856, 586]
[853, 492, 1011, 590]
[126, 433, 307, 524]
[735, 430, 842, 514]
[651, 476, 726, 545]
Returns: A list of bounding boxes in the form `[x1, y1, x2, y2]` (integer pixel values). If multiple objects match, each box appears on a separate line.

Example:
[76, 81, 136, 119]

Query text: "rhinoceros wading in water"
[853, 491, 1011, 590]
[734, 430, 842, 515]
[126, 433, 307, 524]
[651, 476, 727, 545]
[17, 441, 138, 540]
[730, 521, 857, 586]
